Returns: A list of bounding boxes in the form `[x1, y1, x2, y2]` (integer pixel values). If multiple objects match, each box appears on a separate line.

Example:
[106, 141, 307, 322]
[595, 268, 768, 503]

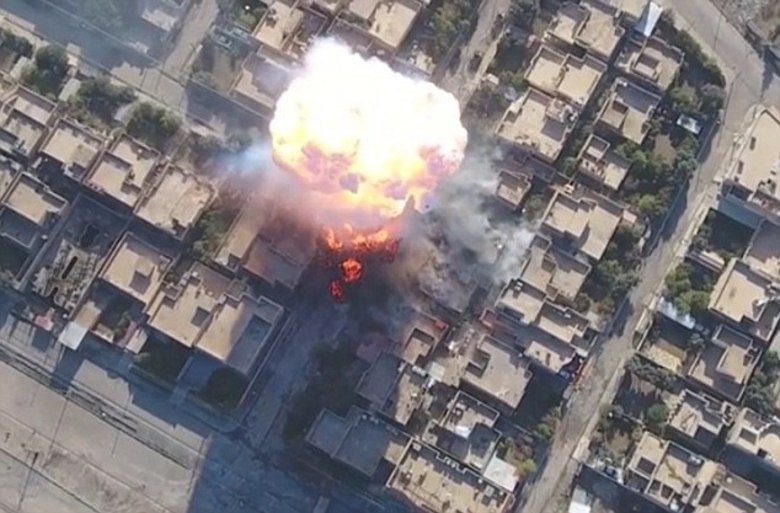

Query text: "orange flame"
[340, 258, 363, 283]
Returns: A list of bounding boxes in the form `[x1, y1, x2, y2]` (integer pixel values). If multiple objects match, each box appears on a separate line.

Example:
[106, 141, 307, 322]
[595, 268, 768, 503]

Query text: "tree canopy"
[68, 77, 136, 126]
[126, 102, 181, 150]
[22, 45, 70, 98]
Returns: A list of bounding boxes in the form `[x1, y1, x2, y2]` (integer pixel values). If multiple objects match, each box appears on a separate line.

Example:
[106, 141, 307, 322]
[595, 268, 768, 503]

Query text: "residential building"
[617, 36, 684, 92]
[607, 0, 649, 22]
[462, 336, 533, 410]
[546, 0, 626, 61]
[0, 172, 67, 276]
[307, 407, 410, 479]
[708, 259, 780, 344]
[0, 154, 19, 199]
[392, 310, 449, 367]
[214, 193, 316, 292]
[139, 0, 191, 39]
[541, 185, 627, 262]
[719, 107, 780, 228]
[744, 221, 780, 280]
[85, 134, 160, 211]
[36, 118, 104, 181]
[134, 163, 214, 240]
[145, 262, 284, 375]
[519, 236, 592, 305]
[495, 168, 533, 211]
[597, 77, 661, 145]
[338, 0, 423, 54]
[232, 53, 293, 116]
[625, 431, 719, 511]
[667, 389, 734, 454]
[357, 352, 428, 426]
[496, 88, 579, 162]
[251, 0, 327, 61]
[727, 408, 780, 476]
[387, 442, 513, 513]
[686, 325, 760, 402]
[695, 469, 780, 513]
[431, 392, 500, 471]
[0, 85, 56, 162]
[525, 44, 607, 107]
[577, 134, 632, 191]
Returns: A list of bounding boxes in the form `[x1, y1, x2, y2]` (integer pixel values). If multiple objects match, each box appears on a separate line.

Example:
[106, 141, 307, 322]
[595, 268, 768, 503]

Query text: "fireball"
[269, 40, 468, 300]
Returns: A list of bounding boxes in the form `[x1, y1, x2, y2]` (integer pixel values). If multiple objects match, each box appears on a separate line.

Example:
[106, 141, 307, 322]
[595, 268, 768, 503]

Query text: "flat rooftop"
[575, 0, 625, 60]
[520, 236, 591, 302]
[728, 408, 780, 466]
[607, 0, 647, 19]
[99, 232, 171, 306]
[0, 156, 19, 198]
[726, 107, 780, 213]
[86, 134, 160, 209]
[387, 443, 511, 513]
[496, 87, 578, 162]
[744, 221, 780, 279]
[626, 431, 718, 509]
[709, 259, 780, 342]
[496, 169, 532, 210]
[442, 392, 499, 436]
[252, 0, 304, 53]
[395, 310, 448, 366]
[357, 352, 426, 425]
[696, 471, 780, 513]
[39, 118, 103, 179]
[687, 324, 759, 402]
[668, 390, 732, 449]
[232, 54, 292, 114]
[3, 172, 66, 227]
[364, 0, 421, 51]
[0, 86, 55, 155]
[462, 336, 533, 409]
[541, 186, 624, 261]
[134, 164, 213, 239]
[598, 78, 661, 145]
[578, 134, 632, 191]
[546, 1, 588, 47]
[618, 37, 684, 91]
[525, 45, 606, 107]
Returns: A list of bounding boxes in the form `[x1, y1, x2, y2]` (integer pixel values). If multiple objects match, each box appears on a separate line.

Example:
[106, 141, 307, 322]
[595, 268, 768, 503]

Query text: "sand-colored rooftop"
[387, 443, 511, 513]
[496, 169, 532, 210]
[744, 221, 780, 279]
[0, 86, 55, 154]
[575, 0, 625, 60]
[627, 432, 718, 509]
[365, 0, 421, 51]
[463, 336, 533, 409]
[687, 325, 759, 401]
[2, 172, 66, 227]
[542, 186, 624, 261]
[253, 0, 304, 52]
[696, 471, 780, 513]
[728, 408, 780, 466]
[535, 302, 589, 345]
[525, 45, 606, 107]
[497, 279, 547, 325]
[598, 78, 661, 145]
[39, 119, 103, 178]
[86, 134, 160, 209]
[496, 87, 578, 162]
[135, 165, 213, 239]
[232, 54, 292, 113]
[668, 390, 731, 448]
[521, 236, 591, 302]
[546, 2, 588, 46]
[726, 107, 780, 212]
[607, 0, 647, 19]
[709, 258, 780, 342]
[99, 232, 170, 306]
[578, 134, 632, 191]
[0, 157, 18, 199]
[357, 352, 426, 425]
[442, 392, 499, 436]
[618, 37, 684, 91]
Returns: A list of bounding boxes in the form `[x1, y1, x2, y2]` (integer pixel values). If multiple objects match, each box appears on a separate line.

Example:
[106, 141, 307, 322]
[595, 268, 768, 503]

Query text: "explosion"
[269, 40, 468, 300]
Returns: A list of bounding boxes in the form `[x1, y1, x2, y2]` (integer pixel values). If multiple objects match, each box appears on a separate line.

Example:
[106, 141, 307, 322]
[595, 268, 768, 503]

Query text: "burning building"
[268, 39, 468, 301]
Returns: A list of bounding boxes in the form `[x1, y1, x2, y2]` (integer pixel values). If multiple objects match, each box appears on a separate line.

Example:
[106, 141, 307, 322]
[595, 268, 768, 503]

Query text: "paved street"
[162, 0, 221, 78]
[519, 3, 780, 513]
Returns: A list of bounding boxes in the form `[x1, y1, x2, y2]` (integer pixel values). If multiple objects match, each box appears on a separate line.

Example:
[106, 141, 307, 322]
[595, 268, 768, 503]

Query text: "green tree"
[77, 0, 122, 32]
[22, 45, 70, 97]
[509, 0, 538, 29]
[669, 87, 697, 114]
[0, 29, 33, 58]
[637, 194, 666, 218]
[68, 77, 136, 125]
[126, 102, 181, 150]
[646, 403, 669, 433]
[700, 84, 725, 115]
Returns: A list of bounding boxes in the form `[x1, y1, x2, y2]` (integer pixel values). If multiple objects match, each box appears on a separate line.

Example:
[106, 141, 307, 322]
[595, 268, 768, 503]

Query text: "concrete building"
[462, 336, 533, 410]
[686, 325, 760, 403]
[357, 352, 428, 426]
[98, 232, 171, 308]
[667, 389, 734, 454]
[251, 0, 327, 61]
[607, 0, 649, 22]
[577, 134, 632, 191]
[719, 107, 780, 228]
[617, 36, 684, 92]
[139, 0, 191, 39]
[541, 185, 627, 262]
[0, 154, 20, 199]
[525, 45, 607, 107]
[232, 53, 293, 116]
[727, 408, 780, 476]
[387, 442, 513, 513]
[392, 311, 449, 367]
[520, 236, 592, 305]
[0, 85, 56, 162]
[545, 0, 626, 61]
[145, 262, 284, 375]
[496, 88, 579, 162]
[215, 193, 316, 292]
[708, 259, 780, 344]
[625, 431, 719, 511]
[597, 78, 661, 145]
[85, 134, 160, 211]
[134, 163, 214, 240]
[744, 221, 780, 280]
[495, 168, 533, 211]
[0, 172, 67, 277]
[694, 469, 780, 513]
[432, 392, 500, 471]
[339, 0, 423, 54]
[36, 118, 104, 182]
[306, 407, 410, 478]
